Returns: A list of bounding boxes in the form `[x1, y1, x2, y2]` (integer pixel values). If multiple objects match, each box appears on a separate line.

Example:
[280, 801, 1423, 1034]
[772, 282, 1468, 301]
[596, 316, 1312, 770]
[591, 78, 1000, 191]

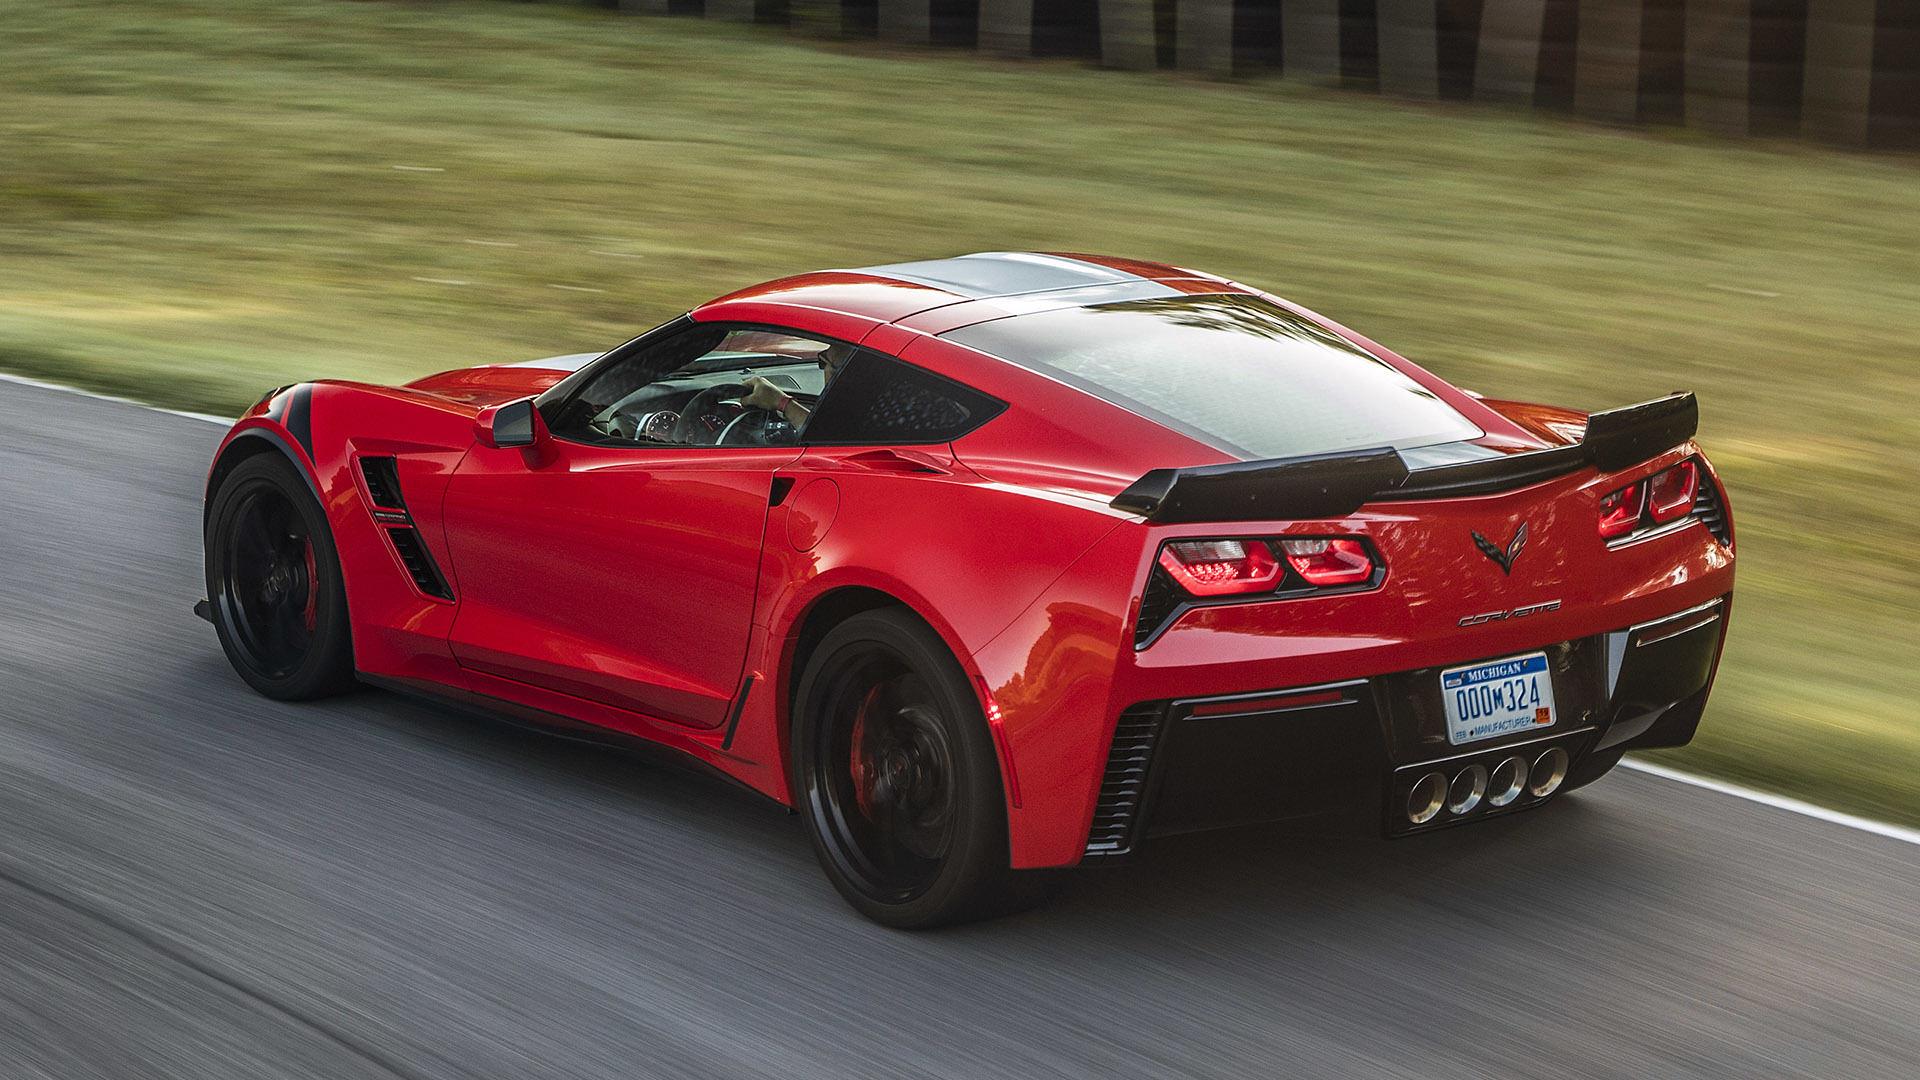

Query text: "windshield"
[944, 294, 1482, 460]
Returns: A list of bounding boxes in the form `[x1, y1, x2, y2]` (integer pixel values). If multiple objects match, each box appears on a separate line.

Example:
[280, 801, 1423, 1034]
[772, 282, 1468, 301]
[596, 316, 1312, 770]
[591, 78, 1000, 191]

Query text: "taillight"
[1157, 540, 1283, 596]
[1597, 481, 1647, 539]
[1279, 538, 1375, 586]
[1646, 460, 1699, 523]
[1599, 458, 1705, 540]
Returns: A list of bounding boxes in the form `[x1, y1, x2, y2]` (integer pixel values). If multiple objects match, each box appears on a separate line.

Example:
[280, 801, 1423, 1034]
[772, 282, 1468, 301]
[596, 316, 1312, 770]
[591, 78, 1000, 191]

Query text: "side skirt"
[358, 673, 793, 815]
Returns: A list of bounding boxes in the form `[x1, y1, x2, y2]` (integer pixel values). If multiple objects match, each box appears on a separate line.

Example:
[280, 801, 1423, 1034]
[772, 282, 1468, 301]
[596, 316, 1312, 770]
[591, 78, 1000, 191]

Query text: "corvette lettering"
[1457, 600, 1563, 627]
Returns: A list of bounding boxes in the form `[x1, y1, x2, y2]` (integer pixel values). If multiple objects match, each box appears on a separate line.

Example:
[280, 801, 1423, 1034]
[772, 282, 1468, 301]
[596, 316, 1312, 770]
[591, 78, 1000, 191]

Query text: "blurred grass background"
[5, 0, 1916, 824]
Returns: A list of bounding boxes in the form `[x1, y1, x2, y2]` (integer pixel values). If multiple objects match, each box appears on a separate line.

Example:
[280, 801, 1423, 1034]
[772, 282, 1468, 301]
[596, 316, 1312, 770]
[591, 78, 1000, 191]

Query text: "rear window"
[943, 294, 1481, 460]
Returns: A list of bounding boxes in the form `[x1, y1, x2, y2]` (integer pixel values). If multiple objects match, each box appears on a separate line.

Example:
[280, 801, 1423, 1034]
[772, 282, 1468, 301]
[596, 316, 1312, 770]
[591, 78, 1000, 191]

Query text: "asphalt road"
[1, 377, 1915, 1080]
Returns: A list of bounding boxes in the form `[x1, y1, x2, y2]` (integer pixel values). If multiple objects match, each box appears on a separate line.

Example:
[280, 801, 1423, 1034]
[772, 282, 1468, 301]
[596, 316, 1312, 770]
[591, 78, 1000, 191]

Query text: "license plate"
[1441, 652, 1556, 745]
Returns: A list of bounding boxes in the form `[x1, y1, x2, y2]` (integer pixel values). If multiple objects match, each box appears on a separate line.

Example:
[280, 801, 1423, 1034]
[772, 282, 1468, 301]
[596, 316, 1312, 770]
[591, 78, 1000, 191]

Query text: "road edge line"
[0, 371, 232, 426]
[1622, 759, 1920, 846]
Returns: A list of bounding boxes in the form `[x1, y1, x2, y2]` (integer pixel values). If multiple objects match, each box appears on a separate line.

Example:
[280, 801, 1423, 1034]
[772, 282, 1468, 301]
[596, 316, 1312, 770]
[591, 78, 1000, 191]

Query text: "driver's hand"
[740, 376, 788, 413]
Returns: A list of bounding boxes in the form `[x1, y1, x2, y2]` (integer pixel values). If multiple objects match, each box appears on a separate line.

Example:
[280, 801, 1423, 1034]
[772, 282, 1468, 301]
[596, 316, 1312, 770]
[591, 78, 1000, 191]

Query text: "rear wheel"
[205, 453, 354, 700]
[793, 608, 1049, 928]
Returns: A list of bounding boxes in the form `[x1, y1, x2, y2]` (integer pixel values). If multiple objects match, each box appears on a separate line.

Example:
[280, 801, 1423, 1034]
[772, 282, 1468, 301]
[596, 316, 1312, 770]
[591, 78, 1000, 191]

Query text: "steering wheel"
[669, 383, 751, 445]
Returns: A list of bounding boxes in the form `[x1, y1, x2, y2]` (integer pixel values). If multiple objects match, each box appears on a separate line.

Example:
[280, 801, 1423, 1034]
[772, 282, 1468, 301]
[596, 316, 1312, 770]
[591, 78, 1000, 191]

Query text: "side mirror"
[474, 398, 543, 449]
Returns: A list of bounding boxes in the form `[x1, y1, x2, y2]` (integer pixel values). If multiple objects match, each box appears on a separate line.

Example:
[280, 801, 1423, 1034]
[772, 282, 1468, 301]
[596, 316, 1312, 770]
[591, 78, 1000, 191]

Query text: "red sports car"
[199, 252, 1734, 926]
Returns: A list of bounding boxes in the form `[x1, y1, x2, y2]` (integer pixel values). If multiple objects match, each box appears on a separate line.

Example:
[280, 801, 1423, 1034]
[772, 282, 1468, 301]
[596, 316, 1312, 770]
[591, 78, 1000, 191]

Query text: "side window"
[538, 323, 836, 448]
[802, 350, 1004, 445]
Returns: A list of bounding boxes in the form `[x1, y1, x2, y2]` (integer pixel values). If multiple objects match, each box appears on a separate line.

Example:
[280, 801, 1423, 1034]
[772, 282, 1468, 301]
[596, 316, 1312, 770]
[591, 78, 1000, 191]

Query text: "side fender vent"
[360, 456, 406, 511]
[1084, 702, 1168, 858]
[386, 526, 453, 601]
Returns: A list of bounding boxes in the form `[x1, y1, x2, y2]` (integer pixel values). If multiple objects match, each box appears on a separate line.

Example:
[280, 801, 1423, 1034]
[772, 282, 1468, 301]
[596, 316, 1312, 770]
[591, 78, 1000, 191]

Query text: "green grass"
[6, 0, 1917, 825]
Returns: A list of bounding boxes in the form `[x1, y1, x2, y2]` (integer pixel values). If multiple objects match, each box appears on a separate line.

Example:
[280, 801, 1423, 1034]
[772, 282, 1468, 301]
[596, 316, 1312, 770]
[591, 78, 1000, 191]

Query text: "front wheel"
[205, 452, 355, 700]
[792, 608, 1049, 928]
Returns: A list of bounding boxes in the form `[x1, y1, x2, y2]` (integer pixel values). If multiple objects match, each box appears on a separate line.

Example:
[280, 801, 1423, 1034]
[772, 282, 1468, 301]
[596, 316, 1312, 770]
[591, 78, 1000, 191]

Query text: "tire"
[205, 452, 355, 701]
[1562, 747, 1625, 794]
[792, 608, 1050, 928]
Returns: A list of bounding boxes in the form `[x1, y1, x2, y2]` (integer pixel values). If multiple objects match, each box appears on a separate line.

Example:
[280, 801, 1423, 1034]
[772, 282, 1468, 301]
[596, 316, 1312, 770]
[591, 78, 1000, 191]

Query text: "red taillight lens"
[1158, 540, 1283, 596]
[1646, 460, 1700, 523]
[1597, 481, 1646, 539]
[1279, 538, 1375, 586]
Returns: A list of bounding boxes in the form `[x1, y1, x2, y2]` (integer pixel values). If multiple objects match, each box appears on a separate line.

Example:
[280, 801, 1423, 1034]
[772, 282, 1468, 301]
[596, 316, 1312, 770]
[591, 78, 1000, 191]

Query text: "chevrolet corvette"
[198, 252, 1734, 926]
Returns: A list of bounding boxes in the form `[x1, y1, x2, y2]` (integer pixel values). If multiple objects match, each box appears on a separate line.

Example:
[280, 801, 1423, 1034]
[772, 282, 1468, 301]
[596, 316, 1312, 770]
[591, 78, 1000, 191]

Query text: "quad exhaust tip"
[1407, 747, 1574, 824]
[1446, 764, 1488, 815]
[1488, 756, 1529, 808]
[1530, 748, 1570, 797]
[1408, 771, 1447, 824]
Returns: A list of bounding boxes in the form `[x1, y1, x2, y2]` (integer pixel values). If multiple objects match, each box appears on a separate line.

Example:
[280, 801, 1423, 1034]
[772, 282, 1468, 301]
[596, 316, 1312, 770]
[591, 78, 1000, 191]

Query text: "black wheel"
[205, 453, 354, 700]
[1562, 747, 1625, 794]
[793, 608, 1050, 928]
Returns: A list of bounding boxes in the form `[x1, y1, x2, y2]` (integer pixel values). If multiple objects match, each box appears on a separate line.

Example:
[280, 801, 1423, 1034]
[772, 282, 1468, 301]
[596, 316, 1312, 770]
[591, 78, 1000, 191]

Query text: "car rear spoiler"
[1110, 392, 1698, 523]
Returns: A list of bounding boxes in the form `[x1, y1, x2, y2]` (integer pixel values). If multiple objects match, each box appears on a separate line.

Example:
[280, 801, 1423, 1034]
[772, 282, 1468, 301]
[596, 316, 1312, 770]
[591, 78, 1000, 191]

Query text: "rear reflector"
[1186, 689, 1347, 717]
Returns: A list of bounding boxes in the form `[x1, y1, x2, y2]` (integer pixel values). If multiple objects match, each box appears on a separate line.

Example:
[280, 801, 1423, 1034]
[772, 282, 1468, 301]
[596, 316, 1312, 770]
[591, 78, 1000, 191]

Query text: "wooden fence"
[611, 0, 1919, 148]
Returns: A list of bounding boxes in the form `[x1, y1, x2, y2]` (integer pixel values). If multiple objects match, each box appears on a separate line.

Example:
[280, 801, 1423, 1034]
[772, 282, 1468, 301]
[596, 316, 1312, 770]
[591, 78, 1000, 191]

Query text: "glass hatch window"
[943, 294, 1482, 460]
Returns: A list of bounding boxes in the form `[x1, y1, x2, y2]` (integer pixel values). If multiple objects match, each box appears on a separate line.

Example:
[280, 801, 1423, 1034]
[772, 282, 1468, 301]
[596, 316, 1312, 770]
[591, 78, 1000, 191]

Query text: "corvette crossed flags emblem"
[1472, 522, 1528, 576]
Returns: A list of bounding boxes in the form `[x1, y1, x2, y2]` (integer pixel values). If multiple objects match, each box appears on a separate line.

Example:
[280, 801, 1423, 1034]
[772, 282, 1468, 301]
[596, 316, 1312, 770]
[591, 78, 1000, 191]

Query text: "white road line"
[463, 239, 519, 248]
[1, 369, 1916, 849]
[547, 284, 605, 293]
[390, 164, 445, 172]
[0, 372, 231, 425]
[1621, 759, 1920, 846]
[588, 250, 645, 259]
[411, 276, 473, 286]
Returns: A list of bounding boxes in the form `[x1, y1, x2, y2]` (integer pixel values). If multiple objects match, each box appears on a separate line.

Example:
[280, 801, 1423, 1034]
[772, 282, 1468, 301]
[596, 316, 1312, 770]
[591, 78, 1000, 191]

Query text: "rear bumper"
[1081, 595, 1729, 859]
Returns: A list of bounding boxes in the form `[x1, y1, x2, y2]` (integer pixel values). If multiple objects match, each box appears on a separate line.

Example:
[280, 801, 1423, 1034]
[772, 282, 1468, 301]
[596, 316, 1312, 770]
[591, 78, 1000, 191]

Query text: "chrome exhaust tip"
[1408, 771, 1447, 824]
[1447, 764, 1488, 816]
[1488, 756, 1529, 808]
[1530, 747, 1570, 797]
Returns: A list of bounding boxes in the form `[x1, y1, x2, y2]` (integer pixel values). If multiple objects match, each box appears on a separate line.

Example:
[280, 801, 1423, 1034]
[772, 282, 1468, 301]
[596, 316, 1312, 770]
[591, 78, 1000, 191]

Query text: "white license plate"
[1441, 652, 1556, 745]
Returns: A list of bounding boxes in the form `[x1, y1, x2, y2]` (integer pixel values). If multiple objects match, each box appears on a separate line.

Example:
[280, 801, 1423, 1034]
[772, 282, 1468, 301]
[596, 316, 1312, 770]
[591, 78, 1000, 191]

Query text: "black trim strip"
[720, 674, 754, 751]
[285, 383, 314, 458]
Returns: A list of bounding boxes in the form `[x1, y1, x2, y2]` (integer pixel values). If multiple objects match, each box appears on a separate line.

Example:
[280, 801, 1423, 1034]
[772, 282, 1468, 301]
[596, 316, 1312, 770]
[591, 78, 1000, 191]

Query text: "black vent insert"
[361, 456, 405, 510]
[386, 526, 452, 600]
[1693, 473, 1731, 545]
[1134, 564, 1182, 648]
[1084, 703, 1167, 857]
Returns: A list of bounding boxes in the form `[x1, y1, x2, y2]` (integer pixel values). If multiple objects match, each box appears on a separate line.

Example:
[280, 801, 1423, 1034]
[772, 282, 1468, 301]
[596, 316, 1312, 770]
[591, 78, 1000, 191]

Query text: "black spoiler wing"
[1109, 392, 1698, 523]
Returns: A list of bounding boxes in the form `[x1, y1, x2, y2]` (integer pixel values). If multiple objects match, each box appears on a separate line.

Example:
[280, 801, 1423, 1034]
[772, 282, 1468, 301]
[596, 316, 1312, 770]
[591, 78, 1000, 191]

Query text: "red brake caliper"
[850, 685, 881, 820]
[300, 538, 319, 633]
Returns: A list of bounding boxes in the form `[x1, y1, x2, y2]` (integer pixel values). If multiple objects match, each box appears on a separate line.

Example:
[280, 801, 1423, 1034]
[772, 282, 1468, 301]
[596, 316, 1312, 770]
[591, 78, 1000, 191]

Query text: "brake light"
[1279, 538, 1375, 586]
[1646, 460, 1699, 523]
[1158, 540, 1283, 596]
[1597, 481, 1646, 539]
